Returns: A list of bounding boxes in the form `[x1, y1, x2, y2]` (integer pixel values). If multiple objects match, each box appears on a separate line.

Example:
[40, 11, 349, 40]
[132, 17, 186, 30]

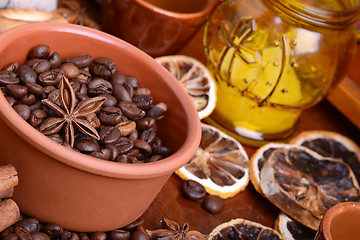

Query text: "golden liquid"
[205, 16, 335, 141]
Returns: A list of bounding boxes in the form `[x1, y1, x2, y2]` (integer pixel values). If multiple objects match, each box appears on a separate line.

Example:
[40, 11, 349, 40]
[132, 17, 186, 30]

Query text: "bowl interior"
[0, 22, 200, 178]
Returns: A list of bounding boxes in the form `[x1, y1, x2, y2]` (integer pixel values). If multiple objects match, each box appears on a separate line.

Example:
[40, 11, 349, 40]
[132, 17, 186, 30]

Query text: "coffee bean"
[122, 218, 144, 232]
[129, 227, 148, 240]
[88, 78, 113, 96]
[90, 57, 116, 78]
[38, 70, 63, 86]
[90, 149, 111, 160]
[144, 155, 162, 163]
[116, 138, 134, 154]
[48, 52, 62, 69]
[5, 96, 16, 107]
[14, 218, 41, 233]
[78, 233, 89, 240]
[75, 69, 92, 85]
[21, 94, 36, 105]
[29, 109, 47, 127]
[201, 195, 225, 214]
[182, 180, 206, 201]
[18, 65, 37, 84]
[132, 95, 153, 110]
[13, 104, 31, 120]
[60, 63, 80, 79]
[41, 86, 56, 99]
[99, 106, 123, 126]
[85, 113, 101, 129]
[116, 120, 136, 137]
[28, 45, 50, 59]
[89, 232, 106, 240]
[76, 84, 88, 101]
[48, 134, 63, 145]
[105, 145, 119, 161]
[74, 139, 100, 153]
[25, 82, 44, 96]
[6, 85, 28, 99]
[133, 88, 151, 96]
[110, 71, 126, 85]
[122, 82, 134, 99]
[135, 118, 155, 131]
[1, 62, 19, 72]
[63, 55, 92, 68]
[70, 80, 81, 94]
[146, 103, 167, 120]
[31, 59, 51, 74]
[107, 230, 130, 240]
[118, 101, 145, 120]
[0, 71, 20, 86]
[126, 76, 138, 89]
[99, 126, 121, 145]
[31, 232, 50, 240]
[134, 140, 152, 154]
[152, 146, 171, 158]
[98, 93, 117, 107]
[113, 84, 131, 102]
[42, 223, 64, 239]
[2, 233, 18, 240]
[138, 129, 156, 144]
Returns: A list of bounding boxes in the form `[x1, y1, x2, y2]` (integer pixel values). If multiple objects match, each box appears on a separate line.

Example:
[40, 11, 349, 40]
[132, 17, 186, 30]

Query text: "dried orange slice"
[155, 55, 216, 119]
[208, 218, 283, 240]
[258, 144, 360, 230]
[175, 123, 249, 199]
[275, 212, 316, 240]
[290, 130, 360, 183]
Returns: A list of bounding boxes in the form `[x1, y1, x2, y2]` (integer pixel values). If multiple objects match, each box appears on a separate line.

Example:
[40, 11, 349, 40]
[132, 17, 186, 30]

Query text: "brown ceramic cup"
[101, 0, 219, 57]
[0, 22, 201, 232]
[314, 202, 360, 240]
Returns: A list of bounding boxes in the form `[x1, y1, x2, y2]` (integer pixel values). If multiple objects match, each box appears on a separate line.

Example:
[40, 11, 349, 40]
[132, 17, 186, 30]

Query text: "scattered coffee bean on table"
[0, 45, 171, 163]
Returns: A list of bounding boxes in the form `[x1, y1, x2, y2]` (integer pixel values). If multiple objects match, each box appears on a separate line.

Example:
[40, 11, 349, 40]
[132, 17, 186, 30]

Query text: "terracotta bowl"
[101, 0, 220, 57]
[0, 22, 201, 232]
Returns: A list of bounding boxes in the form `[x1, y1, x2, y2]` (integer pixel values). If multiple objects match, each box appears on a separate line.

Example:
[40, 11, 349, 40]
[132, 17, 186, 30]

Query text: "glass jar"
[204, 0, 360, 145]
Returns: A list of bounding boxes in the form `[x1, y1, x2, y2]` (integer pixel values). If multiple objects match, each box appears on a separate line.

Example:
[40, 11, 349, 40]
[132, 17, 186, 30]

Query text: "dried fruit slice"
[290, 130, 360, 183]
[155, 55, 216, 119]
[208, 218, 283, 240]
[175, 123, 249, 199]
[275, 212, 316, 240]
[260, 145, 360, 230]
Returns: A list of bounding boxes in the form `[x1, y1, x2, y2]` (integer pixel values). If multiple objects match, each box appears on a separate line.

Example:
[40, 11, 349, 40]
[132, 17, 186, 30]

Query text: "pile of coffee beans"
[0, 216, 149, 240]
[182, 180, 225, 214]
[0, 45, 171, 163]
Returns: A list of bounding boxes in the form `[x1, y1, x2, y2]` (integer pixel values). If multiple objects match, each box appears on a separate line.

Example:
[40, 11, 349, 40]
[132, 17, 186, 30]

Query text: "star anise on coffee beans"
[39, 76, 106, 147]
[146, 218, 207, 240]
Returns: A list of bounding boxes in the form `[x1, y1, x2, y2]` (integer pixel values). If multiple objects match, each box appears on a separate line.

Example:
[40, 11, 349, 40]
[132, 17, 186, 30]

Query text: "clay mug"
[101, 0, 220, 57]
[314, 202, 360, 240]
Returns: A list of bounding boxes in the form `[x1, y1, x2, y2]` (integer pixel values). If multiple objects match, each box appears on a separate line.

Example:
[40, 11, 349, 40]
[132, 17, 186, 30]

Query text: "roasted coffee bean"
[133, 140, 152, 154]
[30, 59, 51, 74]
[6, 85, 28, 99]
[2, 233, 18, 240]
[146, 103, 167, 120]
[135, 118, 155, 131]
[116, 120, 136, 137]
[132, 95, 153, 111]
[61, 231, 79, 240]
[14, 218, 41, 233]
[63, 55, 92, 68]
[18, 65, 37, 84]
[30, 101, 42, 111]
[182, 180, 206, 201]
[31, 232, 50, 240]
[42, 223, 64, 239]
[41, 86, 56, 99]
[115, 155, 138, 163]
[48, 134, 63, 145]
[60, 63, 80, 79]
[128, 129, 138, 141]
[78, 233, 89, 240]
[13, 226, 31, 240]
[74, 139, 100, 153]
[70, 80, 81, 94]
[76, 84, 88, 101]
[25, 82, 44, 96]
[138, 129, 156, 144]
[29, 109, 47, 127]
[122, 218, 144, 232]
[116, 138, 134, 154]
[0, 71, 20, 86]
[134, 88, 151, 96]
[21, 94, 36, 105]
[88, 78, 113, 96]
[47, 89, 61, 106]
[90, 57, 116, 78]
[98, 93, 117, 107]
[129, 227, 148, 240]
[110, 71, 126, 85]
[107, 230, 130, 240]
[152, 146, 171, 158]
[99, 106, 123, 125]
[13, 104, 31, 120]
[122, 82, 134, 98]
[85, 113, 101, 129]
[126, 148, 139, 157]
[48, 52, 62, 69]
[1, 62, 19, 72]
[89, 232, 106, 240]
[113, 84, 131, 102]
[99, 126, 121, 145]
[126, 76, 138, 89]
[75, 69, 92, 85]
[118, 101, 145, 120]
[5, 96, 16, 107]
[38, 70, 63, 86]
[144, 155, 162, 163]
[28, 45, 50, 59]
[105, 145, 119, 161]
[90, 149, 111, 160]
[201, 195, 225, 214]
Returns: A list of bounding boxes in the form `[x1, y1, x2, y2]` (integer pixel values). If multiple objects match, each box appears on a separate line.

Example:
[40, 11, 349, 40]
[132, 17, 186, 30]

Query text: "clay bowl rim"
[0, 22, 201, 180]
[321, 201, 360, 239]
[134, 0, 218, 19]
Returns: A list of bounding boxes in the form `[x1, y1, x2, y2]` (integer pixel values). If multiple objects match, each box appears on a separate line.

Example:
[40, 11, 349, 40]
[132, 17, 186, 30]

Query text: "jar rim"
[269, 0, 360, 28]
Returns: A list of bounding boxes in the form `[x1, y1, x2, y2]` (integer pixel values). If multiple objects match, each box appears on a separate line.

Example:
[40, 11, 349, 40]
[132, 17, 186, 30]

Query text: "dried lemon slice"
[290, 130, 360, 183]
[259, 145, 360, 230]
[275, 212, 316, 240]
[208, 218, 283, 240]
[155, 55, 216, 120]
[175, 123, 249, 199]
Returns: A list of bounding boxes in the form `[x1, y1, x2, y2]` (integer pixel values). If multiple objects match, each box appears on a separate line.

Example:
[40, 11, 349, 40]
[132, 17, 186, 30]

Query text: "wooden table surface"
[63, 0, 360, 234]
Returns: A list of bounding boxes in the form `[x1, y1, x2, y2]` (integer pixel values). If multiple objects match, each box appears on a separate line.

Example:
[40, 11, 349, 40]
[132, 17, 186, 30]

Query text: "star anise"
[146, 218, 208, 240]
[39, 76, 106, 147]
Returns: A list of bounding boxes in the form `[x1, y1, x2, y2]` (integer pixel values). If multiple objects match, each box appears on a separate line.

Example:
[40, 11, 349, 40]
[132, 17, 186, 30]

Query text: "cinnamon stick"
[0, 199, 20, 232]
[0, 165, 18, 195]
